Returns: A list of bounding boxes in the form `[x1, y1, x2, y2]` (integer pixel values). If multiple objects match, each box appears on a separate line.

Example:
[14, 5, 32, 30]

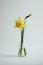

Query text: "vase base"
[18, 48, 27, 57]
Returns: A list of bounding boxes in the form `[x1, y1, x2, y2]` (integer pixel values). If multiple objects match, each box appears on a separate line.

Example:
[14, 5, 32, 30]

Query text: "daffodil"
[14, 17, 26, 30]
[13, 13, 32, 56]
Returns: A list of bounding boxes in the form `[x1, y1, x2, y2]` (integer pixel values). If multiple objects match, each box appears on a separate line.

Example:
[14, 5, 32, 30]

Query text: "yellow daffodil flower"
[14, 17, 26, 30]
[13, 13, 32, 56]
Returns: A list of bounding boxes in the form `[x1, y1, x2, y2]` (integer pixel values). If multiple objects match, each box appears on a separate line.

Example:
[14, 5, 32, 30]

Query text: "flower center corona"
[16, 22, 21, 28]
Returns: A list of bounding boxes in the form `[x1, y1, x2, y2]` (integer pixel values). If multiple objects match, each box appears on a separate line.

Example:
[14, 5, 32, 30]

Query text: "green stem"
[20, 15, 29, 49]
[21, 28, 24, 49]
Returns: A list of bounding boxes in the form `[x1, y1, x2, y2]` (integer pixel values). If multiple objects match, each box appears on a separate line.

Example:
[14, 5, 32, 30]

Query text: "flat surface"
[0, 54, 43, 65]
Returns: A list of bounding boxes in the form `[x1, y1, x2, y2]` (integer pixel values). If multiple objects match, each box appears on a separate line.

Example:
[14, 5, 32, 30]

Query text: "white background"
[0, 0, 43, 65]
